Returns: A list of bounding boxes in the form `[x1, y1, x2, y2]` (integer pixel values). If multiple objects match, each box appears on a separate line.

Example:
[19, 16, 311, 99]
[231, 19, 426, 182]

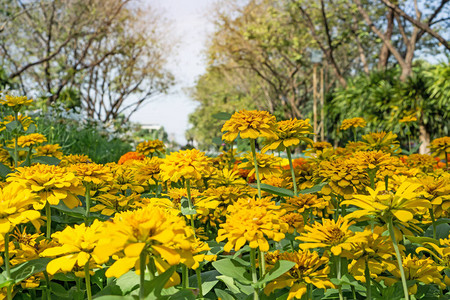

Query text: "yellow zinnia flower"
[361, 131, 401, 154]
[17, 133, 47, 148]
[69, 162, 113, 186]
[34, 144, 63, 159]
[2, 114, 34, 131]
[261, 118, 313, 153]
[59, 154, 91, 166]
[339, 117, 366, 131]
[217, 197, 288, 252]
[399, 115, 417, 123]
[221, 109, 277, 142]
[429, 136, 450, 160]
[41, 220, 107, 276]
[0, 182, 40, 238]
[136, 139, 166, 157]
[238, 152, 283, 180]
[379, 254, 445, 294]
[95, 206, 194, 284]
[296, 217, 364, 256]
[160, 149, 212, 182]
[0, 95, 33, 110]
[7, 164, 84, 209]
[342, 180, 430, 223]
[264, 250, 334, 300]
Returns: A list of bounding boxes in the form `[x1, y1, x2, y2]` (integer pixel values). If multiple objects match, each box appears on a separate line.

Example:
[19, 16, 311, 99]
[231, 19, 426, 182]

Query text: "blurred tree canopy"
[189, 0, 449, 151]
[0, 0, 174, 123]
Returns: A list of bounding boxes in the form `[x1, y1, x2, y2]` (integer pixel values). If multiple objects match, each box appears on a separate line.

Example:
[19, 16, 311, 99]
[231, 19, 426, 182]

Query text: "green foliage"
[327, 63, 450, 146]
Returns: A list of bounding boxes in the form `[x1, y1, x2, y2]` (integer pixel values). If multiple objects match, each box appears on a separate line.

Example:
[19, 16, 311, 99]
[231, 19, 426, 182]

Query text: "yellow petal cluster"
[217, 197, 288, 252]
[262, 118, 313, 153]
[339, 117, 366, 130]
[7, 164, 83, 209]
[17, 133, 47, 148]
[264, 250, 334, 300]
[160, 149, 212, 182]
[221, 109, 277, 142]
[136, 139, 166, 156]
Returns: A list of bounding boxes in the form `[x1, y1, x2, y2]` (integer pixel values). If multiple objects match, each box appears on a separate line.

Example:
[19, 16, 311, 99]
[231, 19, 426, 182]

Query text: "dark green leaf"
[189, 270, 220, 295]
[298, 182, 327, 194]
[212, 112, 232, 120]
[181, 197, 197, 215]
[9, 258, 52, 283]
[212, 258, 252, 284]
[249, 183, 293, 197]
[214, 289, 236, 300]
[141, 266, 176, 298]
[256, 260, 296, 287]
[0, 162, 12, 178]
[51, 202, 86, 219]
[115, 270, 139, 294]
[31, 156, 61, 166]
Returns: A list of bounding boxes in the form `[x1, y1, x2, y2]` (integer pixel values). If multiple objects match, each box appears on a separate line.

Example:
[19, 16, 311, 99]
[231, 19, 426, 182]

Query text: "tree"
[0, 0, 174, 122]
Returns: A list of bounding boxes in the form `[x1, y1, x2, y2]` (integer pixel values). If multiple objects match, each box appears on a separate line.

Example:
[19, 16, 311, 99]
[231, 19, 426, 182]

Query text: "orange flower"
[118, 151, 145, 165]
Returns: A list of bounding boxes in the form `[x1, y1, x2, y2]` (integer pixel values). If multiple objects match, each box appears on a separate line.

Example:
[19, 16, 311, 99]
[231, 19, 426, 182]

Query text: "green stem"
[25, 145, 33, 166]
[44, 271, 51, 300]
[407, 133, 411, 153]
[4, 233, 12, 300]
[250, 139, 261, 199]
[84, 262, 92, 300]
[387, 217, 409, 300]
[45, 202, 52, 239]
[250, 248, 259, 300]
[147, 256, 156, 281]
[334, 255, 343, 300]
[365, 258, 372, 300]
[186, 179, 197, 239]
[286, 147, 298, 196]
[259, 249, 266, 278]
[13, 111, 18, 168]
[182, 264, 189, 289]
[196, 268, 203, 298]
[353, 127, 357, 142]
[430, 208, 437, 240]
[84, 184, 91, 225]
[139, 251, 147, 300]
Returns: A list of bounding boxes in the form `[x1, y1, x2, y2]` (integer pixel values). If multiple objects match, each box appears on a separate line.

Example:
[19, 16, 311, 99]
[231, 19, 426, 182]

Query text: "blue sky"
[131, 0, 216, 145]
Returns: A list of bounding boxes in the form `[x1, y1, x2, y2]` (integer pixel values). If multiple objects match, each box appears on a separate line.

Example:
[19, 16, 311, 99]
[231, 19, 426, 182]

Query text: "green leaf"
[166, 289, 195, 300]
[0, 162, 12, 178]
[0, 274, 13, 288]
[212, 137, 224, 145]
[94, 296, 135, 300]
[140, 266, 176, 298]
[180, 197, 197, 216]
[256, 260, 296, 288]
[9, 257, 52, 283]
[249, 183, 293, 197]
[214, 289, 236, 300]
[212, 112, 232, 120]
[216, 275, 241, 295]
[189, 270, 220, 295]
[25, 124, 36, 134]
[405, 235, 439, 245]
[115, 270, 139, 294]
[298, 182, 327, 194]
[30, 156, 61, 166]
[5, 120, 22, 132]
[212, 258, 252, 284]
[51, 202, 86, 219]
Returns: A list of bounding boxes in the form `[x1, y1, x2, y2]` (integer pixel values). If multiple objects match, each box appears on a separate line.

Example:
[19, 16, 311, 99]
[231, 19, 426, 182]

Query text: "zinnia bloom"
[160, 149, 212, 182]
[342, 180, 430, 223]
[7, 164, 84, 209]
[216, 197, 288, 252]
[118, 151, 145, 165]
[362, 131, 401, 154]
[221, 109, 277, 142]
[429, 136, 450, 160]
[261, 119, 313, 153]
[95, 206, 195, 283]
[136, 139, 166, 156]
[17, 133, 47, 148]
[339, 117, 366, 131]
[399, 115, 417, 123]
[296, 217, 364, 256]
[0, 182, 40, 238]
[238, 152, 283, 179]
[0, 95, 33, 110]
[34, 144, 63, 159]
[264, 250, 334, 300]
[41, 220, 108, 276]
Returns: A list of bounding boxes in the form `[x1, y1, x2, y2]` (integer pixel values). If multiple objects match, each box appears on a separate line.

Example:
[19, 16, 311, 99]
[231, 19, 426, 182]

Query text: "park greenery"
[0, 1, 449, 299]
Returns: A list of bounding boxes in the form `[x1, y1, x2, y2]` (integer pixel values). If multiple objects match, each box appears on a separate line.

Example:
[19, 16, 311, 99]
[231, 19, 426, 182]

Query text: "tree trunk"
[419, 123, 430, 154]
[378, 9, 394, 69]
